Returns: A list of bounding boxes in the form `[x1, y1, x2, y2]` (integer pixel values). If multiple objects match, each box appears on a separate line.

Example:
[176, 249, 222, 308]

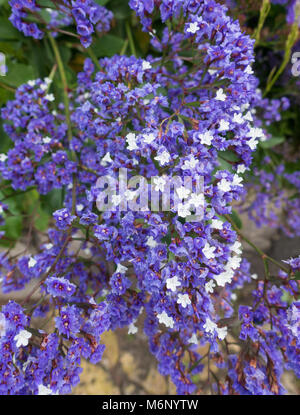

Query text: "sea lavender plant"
[0, 0, 298, 395]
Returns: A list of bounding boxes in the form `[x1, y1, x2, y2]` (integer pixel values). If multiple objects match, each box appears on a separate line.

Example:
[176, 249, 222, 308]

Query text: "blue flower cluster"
[9, 0, 113, 47]
[0, 0, 299, 395]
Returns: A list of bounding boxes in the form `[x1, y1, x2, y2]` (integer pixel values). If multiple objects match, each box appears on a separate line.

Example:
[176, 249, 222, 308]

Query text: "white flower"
[44, 94, 55, 102]
[215, 269, 234, 287]
[14, 330, 32, 348]
[28, 257, 37, 268]
[188, 193, 204, 208]
[227, 255, 242, 270]
[28, 80, 36, 87]
[153, 177, 166, 192]
[176, 186, 191, 199]
[217, 178, 231, 192]
[199, 131, 213, 146]
[115, 263, 128, 274]
[181, 156, 198, 170]
[251, 273, 258, 280]
[76, 204, 84, 212]
[248, 127, 265, 140]
[177, 293, 191, 308]
[218, 119, 230, 131]
[166, 276, 181, 292]
[208, 69, 217, 76]
[241, 103, 250, 111]
[231, 241, 242, 255]
[142, 60, 152, 70]
[211, 219, 223, 230]
[247, 136, 258, 150]
[203, 318, 218, 335]
[154, 151, 171, 166]
[43, 136, 52, 144]
[237, 164, 246, 174]
[45, 243, 53, 250]
[0, 205, 3, 215]
[0, 154, 8, 162]
[215, 88, 226, 101]
[177, 202, 191, 218]
[146, 236, 158, 248]
[38, 384, 53, 395]
[245, 65, 254, 74]
[244, 111, 253, 122]
[232, 174, 243, 187]
[143, 133, 156, 144]
[188, 333, 198, 345]
[217, 326, 228, 340]
[44, 77, 52, 85]
[205, 280, 216, 293]
[186, 22, 200, 34]
[203, 243, 216, 259]
[157, 311, 174, 328]
[233, 112, 244, 124]
[101, 152, 113, 166]
[128, 322, 138, 334]
[126, 133, 139, 151]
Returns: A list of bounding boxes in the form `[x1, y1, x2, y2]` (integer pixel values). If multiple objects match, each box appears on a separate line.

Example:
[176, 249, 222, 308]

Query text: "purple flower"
[53, 208, 76, 230]
[45, 277, 76, 298]
[55, 305, 81, 338]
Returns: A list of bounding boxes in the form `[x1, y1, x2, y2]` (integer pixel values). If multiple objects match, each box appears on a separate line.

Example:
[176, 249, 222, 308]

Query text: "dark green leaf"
[4, 63, 35, 87]
[294, 271, 300, 281]
[230, 209, 243, 230]
[92, 34, 125, 57]
[2, 215, 23, 240]
[0, 18, 21, 40]
[260, 136, 285, 149]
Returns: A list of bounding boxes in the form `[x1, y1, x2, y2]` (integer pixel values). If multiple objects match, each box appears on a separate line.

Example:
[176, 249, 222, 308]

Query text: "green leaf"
[294, 271, 300, 281]
[109, 0, 131, 19]
[0, 88, 13, 106]
[219, 150, 240, 162]
[35, 208, 50, 232]
[37, 0, 54, 7]
[93, 0, 110, 5]
[40, 188, 63, 214]
[0, 18, 21, 40]
[4, 63, 35, 87]
[217, 156, 233, 172]
[260, 136, 285, 149]
[2, 215, 23, 240]
[92, 34, 125, 57]
[230, 209, 243, 230]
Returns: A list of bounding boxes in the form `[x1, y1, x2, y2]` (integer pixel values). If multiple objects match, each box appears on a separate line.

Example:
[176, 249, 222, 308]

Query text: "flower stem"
[224, 213, 289, 273]
[86, 46, 101, 71]
[125, 21, 136, 57]
[48, 34, 72, 143]
[48, 34, 77, 215]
